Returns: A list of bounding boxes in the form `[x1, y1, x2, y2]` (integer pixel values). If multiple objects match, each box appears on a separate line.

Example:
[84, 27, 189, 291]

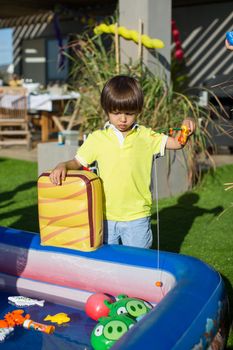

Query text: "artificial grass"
[0, 157, 232, 346]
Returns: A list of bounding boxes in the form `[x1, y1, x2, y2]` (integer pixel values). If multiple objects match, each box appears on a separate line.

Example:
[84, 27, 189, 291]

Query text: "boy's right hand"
[49, 163, 67, 185]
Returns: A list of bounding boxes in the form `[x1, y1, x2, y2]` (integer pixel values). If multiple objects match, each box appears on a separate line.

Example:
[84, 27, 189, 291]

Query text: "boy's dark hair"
[101, 75, 144, 114]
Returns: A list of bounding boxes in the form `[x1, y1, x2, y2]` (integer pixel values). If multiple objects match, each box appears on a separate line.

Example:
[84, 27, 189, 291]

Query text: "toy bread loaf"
[38, 170, 103, 251]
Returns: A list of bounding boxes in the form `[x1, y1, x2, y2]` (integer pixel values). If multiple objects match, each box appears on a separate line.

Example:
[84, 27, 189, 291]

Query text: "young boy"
[50, 75, 195, 249]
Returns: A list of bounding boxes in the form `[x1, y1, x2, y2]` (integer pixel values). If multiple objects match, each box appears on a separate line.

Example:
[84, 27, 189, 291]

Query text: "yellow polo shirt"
[76, 125, 167, 221]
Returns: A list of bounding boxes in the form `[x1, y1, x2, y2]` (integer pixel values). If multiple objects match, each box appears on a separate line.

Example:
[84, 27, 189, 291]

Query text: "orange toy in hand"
[178, 125, 190, 145]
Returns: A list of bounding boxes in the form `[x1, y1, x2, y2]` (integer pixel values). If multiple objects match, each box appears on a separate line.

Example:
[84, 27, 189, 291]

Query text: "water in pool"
[0, 291, 96, 350]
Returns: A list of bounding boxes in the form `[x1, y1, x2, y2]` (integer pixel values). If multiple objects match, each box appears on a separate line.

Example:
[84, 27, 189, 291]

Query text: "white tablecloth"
[28, 92, 80, 112]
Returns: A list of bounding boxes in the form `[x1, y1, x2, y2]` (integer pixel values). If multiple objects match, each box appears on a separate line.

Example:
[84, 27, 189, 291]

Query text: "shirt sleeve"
[149, 129, 168, 157]
[75, 132, 97, 166]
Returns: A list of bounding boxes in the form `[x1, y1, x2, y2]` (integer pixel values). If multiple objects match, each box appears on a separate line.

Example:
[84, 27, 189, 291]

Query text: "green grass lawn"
[0, 157, 39, 233]
[0, 157, 232, 346]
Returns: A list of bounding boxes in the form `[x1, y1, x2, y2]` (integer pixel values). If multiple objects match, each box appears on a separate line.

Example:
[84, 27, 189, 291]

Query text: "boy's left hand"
[182, 118, 196, 136]
[166, 118, 196, 150]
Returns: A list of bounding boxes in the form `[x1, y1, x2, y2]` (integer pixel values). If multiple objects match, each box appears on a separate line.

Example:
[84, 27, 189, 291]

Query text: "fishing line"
[154, 158, 166, 297]
[154, 158, 160, 270]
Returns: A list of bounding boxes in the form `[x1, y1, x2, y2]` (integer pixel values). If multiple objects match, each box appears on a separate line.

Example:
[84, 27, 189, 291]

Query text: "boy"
[50, 75, 195, 248]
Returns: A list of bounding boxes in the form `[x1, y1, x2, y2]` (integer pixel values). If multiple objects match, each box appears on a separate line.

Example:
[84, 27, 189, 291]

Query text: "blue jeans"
[103, 217, 152, 249]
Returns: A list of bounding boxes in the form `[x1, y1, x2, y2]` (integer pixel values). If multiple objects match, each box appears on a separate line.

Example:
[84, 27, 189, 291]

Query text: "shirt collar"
[104, 121, 139, 146]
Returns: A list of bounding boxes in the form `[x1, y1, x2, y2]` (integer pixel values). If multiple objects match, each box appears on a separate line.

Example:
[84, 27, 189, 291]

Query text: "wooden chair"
[0, 87, 31, 149]
[51, 97, 85, 141]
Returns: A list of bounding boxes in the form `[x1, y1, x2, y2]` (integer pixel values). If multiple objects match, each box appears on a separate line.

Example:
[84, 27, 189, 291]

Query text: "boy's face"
[108, 111, 137, 133]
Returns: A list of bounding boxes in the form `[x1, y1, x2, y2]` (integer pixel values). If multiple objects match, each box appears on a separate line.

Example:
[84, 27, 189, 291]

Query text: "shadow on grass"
[0, 181, 37, 209]
[0, 204, 39, 233]
[0, 181, 39, 233]
[151, 192, 223, 252]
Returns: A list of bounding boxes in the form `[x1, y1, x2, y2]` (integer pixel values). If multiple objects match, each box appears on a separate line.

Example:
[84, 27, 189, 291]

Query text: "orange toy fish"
[0, 309, 30, 328]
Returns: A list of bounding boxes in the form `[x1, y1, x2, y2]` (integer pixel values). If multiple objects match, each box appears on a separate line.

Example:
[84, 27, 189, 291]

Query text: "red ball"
[85, 293, 113, 321]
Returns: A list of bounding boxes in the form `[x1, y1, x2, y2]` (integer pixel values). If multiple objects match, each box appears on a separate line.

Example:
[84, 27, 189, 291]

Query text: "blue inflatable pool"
[0, 226, 230, 349]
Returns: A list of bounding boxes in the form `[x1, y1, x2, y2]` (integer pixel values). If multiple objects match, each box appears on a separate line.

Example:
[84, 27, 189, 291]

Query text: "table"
[28, 92, 80, 142]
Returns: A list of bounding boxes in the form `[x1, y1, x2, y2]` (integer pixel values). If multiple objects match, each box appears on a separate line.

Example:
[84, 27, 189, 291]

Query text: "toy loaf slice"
[38, 170, 103, 251]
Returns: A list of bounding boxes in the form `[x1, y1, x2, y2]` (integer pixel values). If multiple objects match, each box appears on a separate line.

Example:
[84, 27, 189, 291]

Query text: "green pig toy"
[104, 294, 153, 321]
[91, 314, 136, 350]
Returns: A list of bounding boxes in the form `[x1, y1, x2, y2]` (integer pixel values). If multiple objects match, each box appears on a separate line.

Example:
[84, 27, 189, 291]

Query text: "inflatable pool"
[0, 225, 230, 349]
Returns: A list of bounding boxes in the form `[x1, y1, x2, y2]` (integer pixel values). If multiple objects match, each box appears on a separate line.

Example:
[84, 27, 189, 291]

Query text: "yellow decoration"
[44, 313, 70, 325]
[94, 23, 164, 49]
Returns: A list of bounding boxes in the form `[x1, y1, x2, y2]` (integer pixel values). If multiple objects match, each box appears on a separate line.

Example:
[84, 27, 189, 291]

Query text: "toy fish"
[8, 296, 45, 307]
[44, 313, 70, 325]
[0, 327, 14, 342]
